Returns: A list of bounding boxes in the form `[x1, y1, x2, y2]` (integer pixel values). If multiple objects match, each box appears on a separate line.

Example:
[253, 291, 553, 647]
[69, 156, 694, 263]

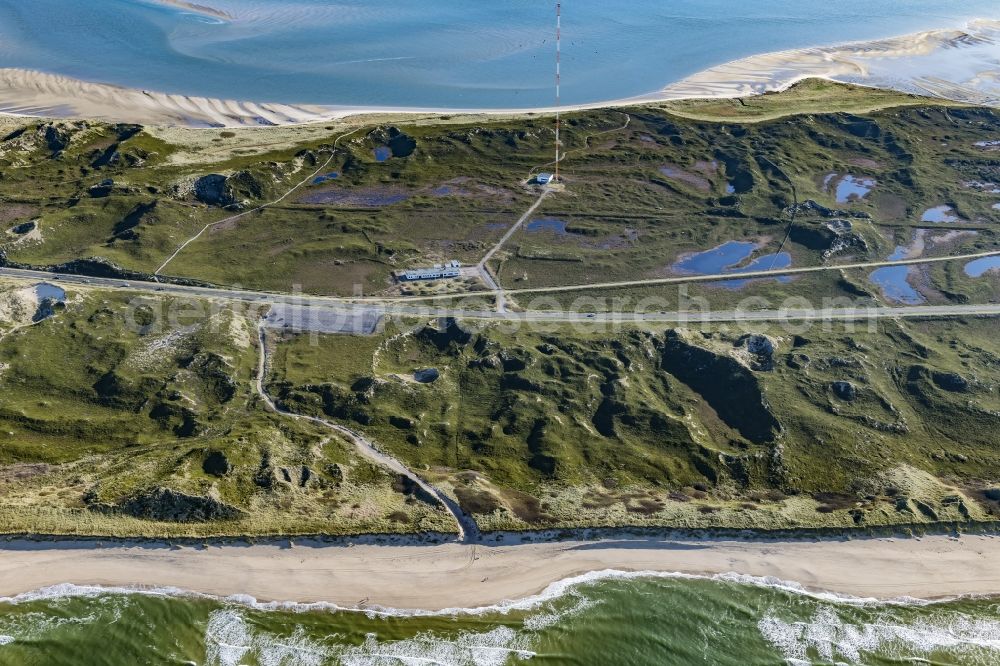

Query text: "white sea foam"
[205, 608, 332, 666]
[0, 582, 195, 605]
[0, 568, 969, 619]
[4, 573, 999, 664]
[205, 609, 252, 666]
[203, 608, 535, 666]
[759, 606, 1000, 664]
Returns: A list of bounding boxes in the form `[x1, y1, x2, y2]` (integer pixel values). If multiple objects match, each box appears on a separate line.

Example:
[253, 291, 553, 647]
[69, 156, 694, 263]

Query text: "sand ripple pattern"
[0, 68, 339, 127]
[661, 19, 1000, 107]
[0, 19, 997, 127]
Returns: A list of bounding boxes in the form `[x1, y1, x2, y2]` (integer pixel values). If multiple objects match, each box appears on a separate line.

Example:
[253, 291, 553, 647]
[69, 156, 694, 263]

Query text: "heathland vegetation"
[0, 80, 998, 537]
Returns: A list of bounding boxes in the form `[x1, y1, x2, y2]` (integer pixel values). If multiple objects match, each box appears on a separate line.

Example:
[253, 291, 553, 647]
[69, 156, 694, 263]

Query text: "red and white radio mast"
[554, 2, 561, 182]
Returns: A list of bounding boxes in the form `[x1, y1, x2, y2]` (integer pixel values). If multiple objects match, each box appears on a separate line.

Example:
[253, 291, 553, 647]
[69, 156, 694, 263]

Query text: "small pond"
[921, 205, 959, 223]
[833, 175, 876, 204]
[35, 283, 66, 301]
[312, 172, 339, 184]
[964, 256, 1000, 278]
[526, 218, 569, 235]
[673, 240, 757, 274]
[672, 241, 792, 289]
[869, 246, 924, 304]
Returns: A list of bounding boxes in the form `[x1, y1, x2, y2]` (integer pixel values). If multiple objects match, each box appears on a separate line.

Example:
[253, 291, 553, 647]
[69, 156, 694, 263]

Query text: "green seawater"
[0, 573, 998, 665]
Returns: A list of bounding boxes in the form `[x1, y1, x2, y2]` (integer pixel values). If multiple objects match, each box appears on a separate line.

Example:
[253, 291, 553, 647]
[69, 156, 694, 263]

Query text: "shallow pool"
[526, 218, 568, 235]
[672, 241, 792, 289]
[35, 283, 66, 301]
[869, 246, 924, 304]
[673, 240, 758, 274]
[833, 175, 876, 204]
[374, 146, 392, 162]
[921, 205, 959, 223]
[964, 256, 1000, 278]
[312, 172, 339, 184]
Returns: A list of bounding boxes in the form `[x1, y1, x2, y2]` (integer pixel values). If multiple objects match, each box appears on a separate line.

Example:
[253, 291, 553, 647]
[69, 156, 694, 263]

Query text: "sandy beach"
[0, 20, 995, 127]
[0, 534, 998, 610]
[660, 18, 1000, 106]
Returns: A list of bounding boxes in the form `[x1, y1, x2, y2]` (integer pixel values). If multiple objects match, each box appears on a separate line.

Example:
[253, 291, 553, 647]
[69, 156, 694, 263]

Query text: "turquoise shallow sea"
[0, 0, 995, 107]
[1, 573, 999, 665]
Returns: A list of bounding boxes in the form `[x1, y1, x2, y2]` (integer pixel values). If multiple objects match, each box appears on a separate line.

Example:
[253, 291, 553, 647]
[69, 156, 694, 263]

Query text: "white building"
[535, 172, 553, 185]
[402, 259, 461, 281]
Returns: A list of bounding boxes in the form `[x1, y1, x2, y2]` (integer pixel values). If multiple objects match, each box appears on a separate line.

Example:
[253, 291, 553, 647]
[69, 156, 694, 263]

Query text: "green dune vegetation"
[267, 315, 1000, 532]
[1, 278, 999, 536]
[0, 79, 996, 301]
[0, 283, 454, 537]
[0, 80, 998, 537]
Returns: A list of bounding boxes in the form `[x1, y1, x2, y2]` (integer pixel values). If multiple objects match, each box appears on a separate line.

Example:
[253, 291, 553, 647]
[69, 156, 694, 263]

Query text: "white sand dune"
[0, 534, 998, 610]
[0, 20, 996, 127]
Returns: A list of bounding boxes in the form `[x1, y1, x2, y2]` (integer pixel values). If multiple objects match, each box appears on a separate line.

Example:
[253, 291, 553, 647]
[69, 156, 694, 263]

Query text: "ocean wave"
[0, 569, 975, 619]
[759, 606, 1000, 664]
[3, 574, 998, 665]
[206, 609, 332, 666]
[204, 607, 535, 666]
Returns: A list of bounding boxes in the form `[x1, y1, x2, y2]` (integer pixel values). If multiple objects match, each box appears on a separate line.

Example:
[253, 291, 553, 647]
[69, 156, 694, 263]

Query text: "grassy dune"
[657, 78, 964, 122]
[0, 287, 454, 537]
[0, 80, 998, 537]
[268, 316, 1000, 532]
[1, 80, 995, 300]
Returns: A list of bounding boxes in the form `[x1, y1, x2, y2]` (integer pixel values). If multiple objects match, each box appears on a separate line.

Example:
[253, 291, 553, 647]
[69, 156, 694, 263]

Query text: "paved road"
[3, 266, 1000, 325]
[394, 248, 1000, 302]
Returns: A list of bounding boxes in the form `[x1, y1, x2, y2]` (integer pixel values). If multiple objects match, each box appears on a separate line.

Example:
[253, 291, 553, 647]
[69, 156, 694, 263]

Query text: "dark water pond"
[526, 217, 569, 235]
[672, 241, 793, 289]
[869, 246, 924, 304]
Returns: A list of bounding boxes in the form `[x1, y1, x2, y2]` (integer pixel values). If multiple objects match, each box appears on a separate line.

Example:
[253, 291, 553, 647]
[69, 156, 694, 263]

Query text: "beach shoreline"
[0, 19, 995, 128]
[1, 533, 998, 611]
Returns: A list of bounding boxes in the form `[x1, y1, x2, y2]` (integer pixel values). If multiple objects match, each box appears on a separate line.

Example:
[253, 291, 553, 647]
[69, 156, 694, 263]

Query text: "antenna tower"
[555, 2, 561, 182]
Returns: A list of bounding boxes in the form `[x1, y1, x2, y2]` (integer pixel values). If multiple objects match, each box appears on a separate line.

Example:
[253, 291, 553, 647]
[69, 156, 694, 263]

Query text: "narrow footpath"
[254, 322, 479, 542]
[476, 190, 550, 313]
[475, 112, 634, 313]
[154, 125, 368, 278]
